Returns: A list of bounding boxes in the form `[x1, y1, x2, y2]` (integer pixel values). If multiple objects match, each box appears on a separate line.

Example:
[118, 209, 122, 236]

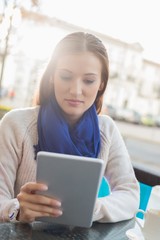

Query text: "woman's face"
[53, 52, 103, 125]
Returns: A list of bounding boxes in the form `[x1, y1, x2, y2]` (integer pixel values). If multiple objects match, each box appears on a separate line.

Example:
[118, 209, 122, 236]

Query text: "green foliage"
[0, 105, 12, 119]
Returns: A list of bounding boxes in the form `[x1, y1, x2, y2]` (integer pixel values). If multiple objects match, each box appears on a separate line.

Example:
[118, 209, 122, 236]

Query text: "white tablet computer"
[36, 151, 104, 228]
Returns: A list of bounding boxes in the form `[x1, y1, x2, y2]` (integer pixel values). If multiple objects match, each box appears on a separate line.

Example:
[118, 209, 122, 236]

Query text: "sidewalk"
[116, 121, 160, 145]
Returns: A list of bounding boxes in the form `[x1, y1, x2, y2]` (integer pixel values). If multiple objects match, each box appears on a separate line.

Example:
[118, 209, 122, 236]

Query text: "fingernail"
[42, 185, 48, 190]
[58, 210, 63, 215]
[56, 201, 61, 207]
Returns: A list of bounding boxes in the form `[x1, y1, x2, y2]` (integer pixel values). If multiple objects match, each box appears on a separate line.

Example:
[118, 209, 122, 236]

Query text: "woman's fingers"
[20, 182, 48, 193]
[17, 191, 61, 208]
[18, 182, 61, 207]
[17, 182, 62, 222]
[17, 198, 62, 223]
[20, 201, 63, 216]
[18, 207, 62, 223]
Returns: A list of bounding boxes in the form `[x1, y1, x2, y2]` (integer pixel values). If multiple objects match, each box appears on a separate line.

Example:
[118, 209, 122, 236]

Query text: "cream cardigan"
[0, 106, 139, 222]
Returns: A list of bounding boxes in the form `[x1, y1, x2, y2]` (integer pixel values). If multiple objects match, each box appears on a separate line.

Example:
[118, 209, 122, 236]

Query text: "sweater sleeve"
[93, 118, 140, 222]
[0, 110, 23, 222]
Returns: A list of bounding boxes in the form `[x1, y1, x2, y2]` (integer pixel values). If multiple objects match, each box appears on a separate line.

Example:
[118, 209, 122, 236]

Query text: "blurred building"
[0, 4, 160, 115]
[137, 59, 160, 115]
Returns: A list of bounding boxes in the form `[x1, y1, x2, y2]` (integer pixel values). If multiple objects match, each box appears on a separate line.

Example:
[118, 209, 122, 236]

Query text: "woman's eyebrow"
[84, 73, 98, 76]
[58, 68, 72, 73]
[58, 69, 98, 76]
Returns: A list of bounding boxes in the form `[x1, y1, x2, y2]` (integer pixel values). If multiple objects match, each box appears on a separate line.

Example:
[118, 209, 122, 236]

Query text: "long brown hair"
[35, 32, 109, 114]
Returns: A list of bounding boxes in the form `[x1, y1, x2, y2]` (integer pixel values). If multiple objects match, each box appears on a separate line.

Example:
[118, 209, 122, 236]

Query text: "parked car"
[115, 108, 141, 124]
[155, 115, 160, 127]
[141, 114, 155, 127]
[102, 104, 117, 119]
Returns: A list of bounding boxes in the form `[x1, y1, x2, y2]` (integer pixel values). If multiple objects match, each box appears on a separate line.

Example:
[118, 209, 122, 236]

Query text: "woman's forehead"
[54, 55, 101, 77]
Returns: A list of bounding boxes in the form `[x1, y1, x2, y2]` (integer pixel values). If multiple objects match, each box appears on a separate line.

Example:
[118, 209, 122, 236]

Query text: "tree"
[0, 0, 42, 97]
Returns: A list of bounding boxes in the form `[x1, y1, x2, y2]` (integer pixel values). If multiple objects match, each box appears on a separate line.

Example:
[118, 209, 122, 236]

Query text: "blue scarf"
[35, 98, 110, 197]
[35, 98, 100, 157]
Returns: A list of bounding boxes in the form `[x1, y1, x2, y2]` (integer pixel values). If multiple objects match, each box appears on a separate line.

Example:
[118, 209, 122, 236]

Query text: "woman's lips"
[65, 99, 84, 107]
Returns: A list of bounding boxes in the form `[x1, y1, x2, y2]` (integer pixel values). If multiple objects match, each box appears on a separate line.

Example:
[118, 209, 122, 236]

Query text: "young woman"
[0, 32, 139, 223]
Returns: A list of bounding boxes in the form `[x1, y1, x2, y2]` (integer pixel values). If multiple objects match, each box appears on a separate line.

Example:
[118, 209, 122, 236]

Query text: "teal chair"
[137, 182, 152, 219]
[133, 163, 160, 219]
[98, 177, 110, 198]
[97, 164, 160, 220]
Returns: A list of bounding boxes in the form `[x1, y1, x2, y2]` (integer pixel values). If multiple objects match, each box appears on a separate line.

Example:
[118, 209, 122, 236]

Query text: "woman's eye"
[60, 75, 72, 81]
[84, 79, 95, 84]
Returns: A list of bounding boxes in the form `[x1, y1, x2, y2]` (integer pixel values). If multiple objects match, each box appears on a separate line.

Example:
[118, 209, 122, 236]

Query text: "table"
[0, 219, 134, 240]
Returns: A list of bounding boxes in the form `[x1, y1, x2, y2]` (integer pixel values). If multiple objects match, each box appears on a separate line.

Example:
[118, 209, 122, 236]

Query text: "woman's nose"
[69, 80, 82, 95]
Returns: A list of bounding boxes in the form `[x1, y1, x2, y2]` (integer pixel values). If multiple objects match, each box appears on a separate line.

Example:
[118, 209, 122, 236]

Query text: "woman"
[0, 32, 139, 223]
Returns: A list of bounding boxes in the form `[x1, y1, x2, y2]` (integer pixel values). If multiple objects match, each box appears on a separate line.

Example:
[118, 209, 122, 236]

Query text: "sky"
[41, 0, 160, 63]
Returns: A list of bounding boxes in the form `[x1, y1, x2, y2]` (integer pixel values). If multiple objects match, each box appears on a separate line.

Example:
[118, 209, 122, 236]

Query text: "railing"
[133, 162, 160, 186]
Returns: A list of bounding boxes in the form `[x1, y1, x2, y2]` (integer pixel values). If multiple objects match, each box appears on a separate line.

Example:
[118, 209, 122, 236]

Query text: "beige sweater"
[0, 106, 139, 222]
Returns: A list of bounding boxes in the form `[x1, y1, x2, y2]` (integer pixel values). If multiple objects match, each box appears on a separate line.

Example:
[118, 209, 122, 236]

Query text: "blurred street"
[116, 121, 160, 144]
[116, 121, 160, 172]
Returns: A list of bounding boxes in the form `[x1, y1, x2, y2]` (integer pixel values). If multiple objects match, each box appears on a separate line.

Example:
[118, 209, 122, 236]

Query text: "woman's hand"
[17, 182, 62, 223]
